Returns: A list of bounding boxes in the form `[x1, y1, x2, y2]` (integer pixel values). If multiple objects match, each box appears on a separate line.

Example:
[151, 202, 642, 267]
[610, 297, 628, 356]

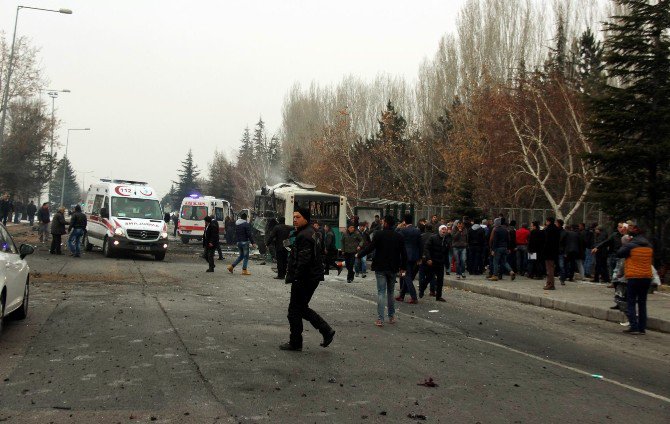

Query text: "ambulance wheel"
[181, 237, 189, 244]
[84, 234, 93, 252]
[154, 252, 166, 261]
[102, 237, 115, 258]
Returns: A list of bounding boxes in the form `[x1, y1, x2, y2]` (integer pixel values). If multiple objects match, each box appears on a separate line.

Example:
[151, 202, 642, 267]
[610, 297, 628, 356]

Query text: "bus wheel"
[84, 234, 94, 252]
[103, 237, 115, 258]
[154, 252, 166, 261]
[181, 237, 189, 244]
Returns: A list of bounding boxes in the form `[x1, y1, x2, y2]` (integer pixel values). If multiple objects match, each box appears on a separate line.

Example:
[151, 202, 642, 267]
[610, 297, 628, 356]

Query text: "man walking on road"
[396, 214, 420, 303]
[280, 207, 335, 351]
[67, 205, 87, 257]
[341, 224, 363, 283]
[228, 212, 255, 275]
[203, 215, 219, 272]
[358, 215, 407, 326]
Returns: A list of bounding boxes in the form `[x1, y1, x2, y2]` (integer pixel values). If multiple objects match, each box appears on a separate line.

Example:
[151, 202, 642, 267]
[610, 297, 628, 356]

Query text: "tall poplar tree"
[174, 149, 200, 206]
[588, 0, 670, 237]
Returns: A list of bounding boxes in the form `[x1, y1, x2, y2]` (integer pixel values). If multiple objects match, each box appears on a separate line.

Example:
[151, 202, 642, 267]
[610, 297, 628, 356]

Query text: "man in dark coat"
[560, 224, 582, 284]
[37, 202, 51, 243]
[396, 214, 420, 303]
[543, 217, 561, 290]
[423, 225, 449, 301]
[266, 216, 293, 279]
[280, 207, 335, 351]
[358, 215, 407, 326]
[26, 200, 37, 226]
[50, 206, 67, 255]
[203, 215, 219, 272]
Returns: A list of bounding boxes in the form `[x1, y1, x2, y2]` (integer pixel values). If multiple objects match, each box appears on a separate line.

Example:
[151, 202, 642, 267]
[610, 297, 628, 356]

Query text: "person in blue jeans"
[487, 217, 516, 281]
[67, 205, 87, 257]
[357, 215, 407, 327]
[451, 221, 468, 278]
[228, 212, 256, 275]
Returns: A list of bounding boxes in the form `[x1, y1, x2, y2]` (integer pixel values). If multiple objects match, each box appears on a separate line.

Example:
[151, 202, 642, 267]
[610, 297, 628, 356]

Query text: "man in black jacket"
[280, 207, 335, 352]
[322, 223, 342, 276]
[423, 225, 449, 301]
[26, 200, 37, 226]
[266, 216, 292, 279]
[358, 215, 407, 326]
[203, 215, 219, 272]
[67, 205, 87, 257]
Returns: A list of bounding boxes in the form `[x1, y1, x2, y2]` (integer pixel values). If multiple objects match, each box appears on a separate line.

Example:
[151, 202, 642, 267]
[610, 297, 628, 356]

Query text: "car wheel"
[102, 237, 114, 258]
[154, 252, 166, 261]
[84, 234, 94, 252]
[181, 237, 189, 244]
[11, 280, 29, 320]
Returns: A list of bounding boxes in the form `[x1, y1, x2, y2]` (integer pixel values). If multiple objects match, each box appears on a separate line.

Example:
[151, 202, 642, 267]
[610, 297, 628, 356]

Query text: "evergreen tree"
[208, 150, 234, 200]
[237, 126, 253, 163]
[48, 157, 79, 207]
[252, 117, 268, 160]
[575, 27, 605, 94]
[547, 6, 568, 78]
[452, 178, 480, 221]
[588, 0, 670, 236]
[174, 149, 200, 203]
[161, 184, 176, 211]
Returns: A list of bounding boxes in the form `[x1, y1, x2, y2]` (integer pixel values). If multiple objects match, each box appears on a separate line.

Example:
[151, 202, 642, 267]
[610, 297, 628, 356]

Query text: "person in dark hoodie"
[616, 222, 654, 335]
[542, 217, 561, 290]
[280, 206, 335, 351]
[227, 212, 256, 275]
[487, 217, 515, 281]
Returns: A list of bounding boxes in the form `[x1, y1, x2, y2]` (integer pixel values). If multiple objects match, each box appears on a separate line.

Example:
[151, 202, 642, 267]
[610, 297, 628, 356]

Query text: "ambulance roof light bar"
[99, 178, 149, 186]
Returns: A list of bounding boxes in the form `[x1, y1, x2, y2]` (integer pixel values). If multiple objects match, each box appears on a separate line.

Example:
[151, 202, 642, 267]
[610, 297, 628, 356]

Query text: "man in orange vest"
[616, 221, 654, 335]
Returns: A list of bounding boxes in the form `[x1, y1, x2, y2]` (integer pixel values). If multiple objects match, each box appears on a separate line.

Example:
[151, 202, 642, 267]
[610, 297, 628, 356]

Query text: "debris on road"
[591, 374, 604, 379]
[408, 412, 427, 420]
[417, 377, 438, 387]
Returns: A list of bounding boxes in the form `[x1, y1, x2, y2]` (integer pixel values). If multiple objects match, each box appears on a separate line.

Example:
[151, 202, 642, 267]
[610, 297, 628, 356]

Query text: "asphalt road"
[1, 232, 669, 423]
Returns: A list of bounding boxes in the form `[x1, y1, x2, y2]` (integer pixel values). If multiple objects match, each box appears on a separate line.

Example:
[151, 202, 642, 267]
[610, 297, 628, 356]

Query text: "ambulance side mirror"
[100, 207, 109, 218]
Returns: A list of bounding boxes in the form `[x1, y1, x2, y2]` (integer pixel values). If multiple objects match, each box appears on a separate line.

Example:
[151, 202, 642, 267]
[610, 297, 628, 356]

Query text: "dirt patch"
[30, 272, 135, 284]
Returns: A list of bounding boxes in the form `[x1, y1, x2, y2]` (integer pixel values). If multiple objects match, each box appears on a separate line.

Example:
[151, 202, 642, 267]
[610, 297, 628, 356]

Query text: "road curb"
[444, 278, 670, 333]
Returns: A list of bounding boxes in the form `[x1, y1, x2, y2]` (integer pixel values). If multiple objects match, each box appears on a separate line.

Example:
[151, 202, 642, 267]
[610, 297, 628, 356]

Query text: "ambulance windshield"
[111, 197, 162, 219]
[180, 205, 208, 221]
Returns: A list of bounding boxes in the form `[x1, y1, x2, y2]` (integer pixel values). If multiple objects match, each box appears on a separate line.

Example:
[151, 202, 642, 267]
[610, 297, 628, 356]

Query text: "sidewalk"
[443, 274, 670, 333]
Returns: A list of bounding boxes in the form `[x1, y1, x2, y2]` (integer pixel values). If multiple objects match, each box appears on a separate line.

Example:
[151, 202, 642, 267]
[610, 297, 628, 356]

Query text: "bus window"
[294, 199, 339, 221]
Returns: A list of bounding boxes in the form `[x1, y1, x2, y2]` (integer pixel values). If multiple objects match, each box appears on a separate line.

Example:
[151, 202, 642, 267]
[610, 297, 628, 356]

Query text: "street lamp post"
[0, 5, 72, 147]
[44, 89, 71, 175]
[60, 128, 90, 208]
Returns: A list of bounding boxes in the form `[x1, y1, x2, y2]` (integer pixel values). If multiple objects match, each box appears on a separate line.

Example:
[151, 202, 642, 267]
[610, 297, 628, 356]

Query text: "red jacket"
[516, 227, 530, 245]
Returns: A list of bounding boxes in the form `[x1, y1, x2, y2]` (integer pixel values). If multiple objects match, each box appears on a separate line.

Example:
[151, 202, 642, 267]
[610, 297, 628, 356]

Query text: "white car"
[0, 223, 34, 334]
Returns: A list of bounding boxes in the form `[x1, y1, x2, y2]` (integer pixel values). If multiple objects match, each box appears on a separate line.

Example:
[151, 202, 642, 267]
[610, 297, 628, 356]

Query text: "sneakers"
[362, 273, 367, 278]
[375, 319, 383, 327]
[320, 330, 335, 347]
[461, 274, 466, 279]
[456, 275, 461, 279]
[543, 284, 556, 290]
[490, 276, 499, 281]
[395, 296, 404, 302]
[279, 342, 302, 351]
[241, 269, 251, 276]
[227, 265, 234, 274]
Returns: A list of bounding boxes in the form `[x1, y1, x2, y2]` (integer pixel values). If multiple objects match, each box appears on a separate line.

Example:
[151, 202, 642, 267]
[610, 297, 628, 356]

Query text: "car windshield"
[111, 197, 162, 219]
[181, 205, 208, 221]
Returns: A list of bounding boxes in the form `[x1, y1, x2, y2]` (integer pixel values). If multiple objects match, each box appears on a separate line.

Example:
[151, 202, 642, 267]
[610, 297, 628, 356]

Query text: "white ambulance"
[177, 195, 232, 244]
[83, 179, 169, 260]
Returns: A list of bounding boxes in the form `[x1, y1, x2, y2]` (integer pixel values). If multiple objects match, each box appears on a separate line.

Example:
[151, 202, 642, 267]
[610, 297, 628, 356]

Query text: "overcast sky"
[1, 0, 464, 200]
